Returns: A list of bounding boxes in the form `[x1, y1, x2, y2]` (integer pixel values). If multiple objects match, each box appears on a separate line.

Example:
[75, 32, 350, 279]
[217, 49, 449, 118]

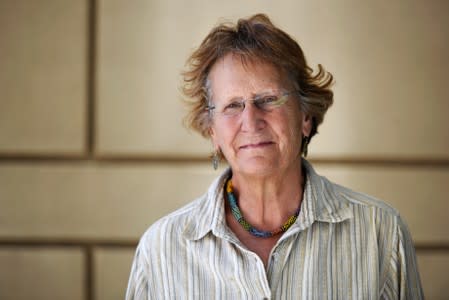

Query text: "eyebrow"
[225, 90, 281, 102]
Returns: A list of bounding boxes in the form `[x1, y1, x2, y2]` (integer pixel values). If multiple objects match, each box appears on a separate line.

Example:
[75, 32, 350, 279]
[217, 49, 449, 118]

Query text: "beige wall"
[1, 0, 448, 299]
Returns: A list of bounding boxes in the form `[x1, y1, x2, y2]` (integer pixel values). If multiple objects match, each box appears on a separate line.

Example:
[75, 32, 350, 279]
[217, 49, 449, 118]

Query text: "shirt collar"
[183, 168, 231, 241]
[183, 159, 353, 241]
[300, 160, 353, 224]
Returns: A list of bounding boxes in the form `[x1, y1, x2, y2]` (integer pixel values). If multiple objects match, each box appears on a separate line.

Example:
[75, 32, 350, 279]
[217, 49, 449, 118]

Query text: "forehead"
[208, 54, 287, 100]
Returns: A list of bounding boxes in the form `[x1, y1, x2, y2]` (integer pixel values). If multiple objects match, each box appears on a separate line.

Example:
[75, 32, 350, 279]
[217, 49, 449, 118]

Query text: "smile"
[239, 141, 274, 149]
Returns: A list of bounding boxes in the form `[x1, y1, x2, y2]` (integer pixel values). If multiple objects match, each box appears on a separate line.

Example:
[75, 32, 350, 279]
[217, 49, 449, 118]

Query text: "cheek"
[210, 123, 233, 148]
[282, 113, 303, 148]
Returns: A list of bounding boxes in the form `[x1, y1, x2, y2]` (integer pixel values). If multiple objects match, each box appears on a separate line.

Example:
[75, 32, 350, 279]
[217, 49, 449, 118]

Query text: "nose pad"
[240, 101, 266, 132]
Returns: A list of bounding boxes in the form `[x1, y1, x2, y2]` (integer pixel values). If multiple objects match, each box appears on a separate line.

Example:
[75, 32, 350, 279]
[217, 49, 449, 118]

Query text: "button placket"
[233, 244, 272, 298]
[266, 234, 299, 296]
[266, 246, 282, 290]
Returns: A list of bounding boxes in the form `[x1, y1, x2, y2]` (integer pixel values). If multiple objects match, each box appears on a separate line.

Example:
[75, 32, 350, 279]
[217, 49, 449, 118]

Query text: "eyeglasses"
[207, 91, 298, 117]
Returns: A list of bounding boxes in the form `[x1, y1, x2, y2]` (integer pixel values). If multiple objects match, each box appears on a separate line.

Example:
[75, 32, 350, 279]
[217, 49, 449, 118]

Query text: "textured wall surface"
[1, 0, 448, 299]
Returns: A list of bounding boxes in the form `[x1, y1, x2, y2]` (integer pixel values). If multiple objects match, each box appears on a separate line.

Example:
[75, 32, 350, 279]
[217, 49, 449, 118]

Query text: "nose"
[240, 100, 266, 132]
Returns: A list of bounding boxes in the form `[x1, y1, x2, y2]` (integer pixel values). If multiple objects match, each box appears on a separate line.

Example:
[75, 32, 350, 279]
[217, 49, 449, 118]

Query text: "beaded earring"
[212, 150, 219, 170]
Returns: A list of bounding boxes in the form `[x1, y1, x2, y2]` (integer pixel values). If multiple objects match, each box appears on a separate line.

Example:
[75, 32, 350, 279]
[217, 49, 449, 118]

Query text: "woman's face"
[208, 54, 312, 177]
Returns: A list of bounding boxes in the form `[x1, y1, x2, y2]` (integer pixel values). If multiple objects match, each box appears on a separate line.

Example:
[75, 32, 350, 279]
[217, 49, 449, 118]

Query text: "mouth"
[239, 141, 274, 149]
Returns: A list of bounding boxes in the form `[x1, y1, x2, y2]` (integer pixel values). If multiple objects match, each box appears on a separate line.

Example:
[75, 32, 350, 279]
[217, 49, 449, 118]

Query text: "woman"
[126, 14, 423, 299]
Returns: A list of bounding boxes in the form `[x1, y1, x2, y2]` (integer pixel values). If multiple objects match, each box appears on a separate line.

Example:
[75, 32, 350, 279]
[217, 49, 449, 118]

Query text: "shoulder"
[316, 175, 422, 297]
[321, 175, 403, 234]
[304, 159, 401, 225]
[307, 167, 405, 241]
[324, 176, 400, 217]
[136, 168, 229, 252]
[137, 195, 204, 250]
[317, 173, 416, 254]
[126, 194, 212, 299]
[304, 159, 399, 218]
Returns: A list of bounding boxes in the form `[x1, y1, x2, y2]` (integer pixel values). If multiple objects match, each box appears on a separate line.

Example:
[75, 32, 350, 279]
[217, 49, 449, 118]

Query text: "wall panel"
[417, 252, 449, 300]
[315, 165, 449, 243]
[0, 163, 220, 239]
[0, 247, 84, 300]
[0, 0, 87, 154]
[94, 248, 135, 300]
[301, 0, 449, 158]
[1, 162, 447, 243]
[96, 0, 449, 158]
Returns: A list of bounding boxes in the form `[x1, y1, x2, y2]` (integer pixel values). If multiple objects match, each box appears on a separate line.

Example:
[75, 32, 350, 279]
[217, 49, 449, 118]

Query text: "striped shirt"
[126, 160, 424, 299]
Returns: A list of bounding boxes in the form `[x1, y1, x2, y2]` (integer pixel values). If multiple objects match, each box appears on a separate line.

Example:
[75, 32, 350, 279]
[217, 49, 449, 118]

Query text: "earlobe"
[302, 114, 312, 136]
[209, 127, 217, 146]
[209, 127, 221, 154]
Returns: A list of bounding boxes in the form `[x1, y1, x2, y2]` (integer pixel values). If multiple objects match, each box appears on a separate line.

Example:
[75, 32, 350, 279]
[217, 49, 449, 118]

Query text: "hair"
[182, 13, 334, 148]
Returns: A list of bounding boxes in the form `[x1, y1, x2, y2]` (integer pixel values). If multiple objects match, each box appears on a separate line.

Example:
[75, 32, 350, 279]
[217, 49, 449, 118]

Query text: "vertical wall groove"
[86, 0, 97, 158]
[86, 1, 97, 299]
[84, 246, 94, 300]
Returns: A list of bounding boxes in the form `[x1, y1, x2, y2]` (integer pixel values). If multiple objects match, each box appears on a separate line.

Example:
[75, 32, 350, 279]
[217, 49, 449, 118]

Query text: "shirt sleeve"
[125, 243, 149, 300]
[381, 216, 424, 300]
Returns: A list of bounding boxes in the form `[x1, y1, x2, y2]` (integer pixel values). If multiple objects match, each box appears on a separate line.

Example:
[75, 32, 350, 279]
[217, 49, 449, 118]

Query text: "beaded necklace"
[225, 178, 301, 238]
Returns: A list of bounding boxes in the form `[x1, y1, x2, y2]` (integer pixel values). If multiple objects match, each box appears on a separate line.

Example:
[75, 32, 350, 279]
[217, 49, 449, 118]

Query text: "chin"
[234, 158, 279, 177]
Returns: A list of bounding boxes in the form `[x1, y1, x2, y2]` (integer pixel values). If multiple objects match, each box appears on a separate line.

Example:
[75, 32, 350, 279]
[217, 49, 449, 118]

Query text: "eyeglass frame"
[206, 90, 301, 117]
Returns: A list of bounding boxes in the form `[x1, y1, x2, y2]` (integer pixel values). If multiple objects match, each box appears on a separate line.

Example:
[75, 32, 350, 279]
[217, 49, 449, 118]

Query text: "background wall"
[0, 0, 448, 299]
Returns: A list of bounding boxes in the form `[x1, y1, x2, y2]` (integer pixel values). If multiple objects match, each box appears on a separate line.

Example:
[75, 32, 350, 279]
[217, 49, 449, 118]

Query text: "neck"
[229, 160, 305, 231]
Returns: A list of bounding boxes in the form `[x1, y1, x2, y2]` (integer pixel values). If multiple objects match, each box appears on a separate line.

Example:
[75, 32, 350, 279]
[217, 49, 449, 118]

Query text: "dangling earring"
[301, 136, 309, 157]
[212, 150, 220, 170]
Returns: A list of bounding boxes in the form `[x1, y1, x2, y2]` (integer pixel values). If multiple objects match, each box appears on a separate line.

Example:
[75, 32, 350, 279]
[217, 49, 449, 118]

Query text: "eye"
[259, 95, 278, 104]
[226, 102, 243, 109]
[254, 93, 289, 110]
[222, 101, 244, 115]
[255, 95, 279, 109]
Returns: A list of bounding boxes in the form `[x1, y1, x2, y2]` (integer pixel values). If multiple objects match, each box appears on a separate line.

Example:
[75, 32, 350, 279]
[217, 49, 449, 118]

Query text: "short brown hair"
[182, 13, 333, 144]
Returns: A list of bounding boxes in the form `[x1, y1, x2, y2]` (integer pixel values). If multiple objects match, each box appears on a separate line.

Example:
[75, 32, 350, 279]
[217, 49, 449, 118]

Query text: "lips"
[239, 141, 274, 149]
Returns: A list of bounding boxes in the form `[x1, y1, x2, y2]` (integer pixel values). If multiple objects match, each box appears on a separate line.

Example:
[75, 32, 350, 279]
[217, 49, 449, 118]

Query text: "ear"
[302, 114, 312, 137]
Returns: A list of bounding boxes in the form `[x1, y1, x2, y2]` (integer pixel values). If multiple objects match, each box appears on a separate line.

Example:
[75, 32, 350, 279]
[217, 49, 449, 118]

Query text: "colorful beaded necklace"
[225, 178, 301, 238]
